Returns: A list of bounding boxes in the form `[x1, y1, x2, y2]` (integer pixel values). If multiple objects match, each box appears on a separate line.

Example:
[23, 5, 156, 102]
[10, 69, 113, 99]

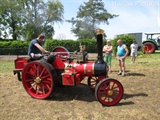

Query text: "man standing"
[28, 34, 50, 59]
[130, 40, 138, 64]
[116, 39, 129, 76]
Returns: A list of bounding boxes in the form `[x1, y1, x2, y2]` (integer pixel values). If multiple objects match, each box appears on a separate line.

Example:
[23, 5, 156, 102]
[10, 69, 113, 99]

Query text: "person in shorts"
[116, 39, 129, 76]
[130, 40, 138, 64]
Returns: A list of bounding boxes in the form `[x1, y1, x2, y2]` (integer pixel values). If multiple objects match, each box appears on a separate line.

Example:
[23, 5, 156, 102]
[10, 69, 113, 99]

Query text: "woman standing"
[103, 40, 113, 73]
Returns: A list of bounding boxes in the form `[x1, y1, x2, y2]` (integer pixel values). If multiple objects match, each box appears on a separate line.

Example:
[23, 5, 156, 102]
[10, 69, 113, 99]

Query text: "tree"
[21, 0, 64, 40]
[68, 17, 96, 39]
[0, 0, 64, 40]
[67, 0, 118, 39]
[111, 35, 135, 56]
[0, 0, 25, 40]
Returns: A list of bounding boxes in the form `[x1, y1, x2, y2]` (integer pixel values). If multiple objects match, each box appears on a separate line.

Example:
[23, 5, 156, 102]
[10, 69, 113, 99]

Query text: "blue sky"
[54, 0, 160, 40]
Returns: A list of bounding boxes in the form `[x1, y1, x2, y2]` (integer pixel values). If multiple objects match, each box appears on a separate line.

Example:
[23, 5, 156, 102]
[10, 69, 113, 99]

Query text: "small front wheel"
[95, 78, 123, 106]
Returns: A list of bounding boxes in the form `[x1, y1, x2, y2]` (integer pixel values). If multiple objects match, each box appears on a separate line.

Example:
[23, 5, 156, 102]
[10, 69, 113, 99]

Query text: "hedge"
[0, 41, 29, 55]
[0, 35, 135, 55]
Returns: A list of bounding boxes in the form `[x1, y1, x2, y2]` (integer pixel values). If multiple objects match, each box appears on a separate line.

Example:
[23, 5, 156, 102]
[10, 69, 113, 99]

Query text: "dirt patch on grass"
[0, 55, 160, 120]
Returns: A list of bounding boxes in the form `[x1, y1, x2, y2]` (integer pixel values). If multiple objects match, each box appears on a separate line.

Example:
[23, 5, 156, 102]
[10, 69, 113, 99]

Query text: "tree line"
[0, 0, 117, 41]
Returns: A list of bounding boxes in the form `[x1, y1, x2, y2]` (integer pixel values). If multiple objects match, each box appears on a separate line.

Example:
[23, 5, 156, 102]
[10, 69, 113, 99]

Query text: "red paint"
[14, 58, 28, 70]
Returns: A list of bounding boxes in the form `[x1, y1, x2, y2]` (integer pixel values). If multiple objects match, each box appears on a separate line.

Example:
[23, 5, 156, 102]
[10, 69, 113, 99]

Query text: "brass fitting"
[96, 29, 104, 35]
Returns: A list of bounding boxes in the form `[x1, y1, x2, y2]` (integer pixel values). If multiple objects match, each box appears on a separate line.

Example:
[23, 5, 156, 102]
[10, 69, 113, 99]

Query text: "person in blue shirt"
[28, 34, 50, 59]
[116, 39, 129, 76]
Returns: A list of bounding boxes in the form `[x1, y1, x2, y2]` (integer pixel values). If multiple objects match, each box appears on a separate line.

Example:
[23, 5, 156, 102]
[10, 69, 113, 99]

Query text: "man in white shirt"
[130, 40, 138, 64]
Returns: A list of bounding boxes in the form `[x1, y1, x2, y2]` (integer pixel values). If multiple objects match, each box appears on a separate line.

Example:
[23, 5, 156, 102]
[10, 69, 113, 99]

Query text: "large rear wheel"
[53, 46, 69, 56]
[22, 60, 57, 99]
[143, 42, 156, 53]
[53, 46, 69, 62]
[95, 78, 123, 106]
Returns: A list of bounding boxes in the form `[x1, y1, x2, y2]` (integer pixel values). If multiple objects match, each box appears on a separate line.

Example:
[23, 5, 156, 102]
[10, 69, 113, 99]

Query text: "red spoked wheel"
[95, 78, 123, 106]
[88, 76, 106, 92]
[22, 60, 57, 99]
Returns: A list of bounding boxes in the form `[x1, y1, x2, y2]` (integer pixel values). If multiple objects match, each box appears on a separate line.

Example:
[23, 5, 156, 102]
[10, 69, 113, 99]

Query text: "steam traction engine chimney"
[93, 29, 107, 76]
[96, 29, 104, 64]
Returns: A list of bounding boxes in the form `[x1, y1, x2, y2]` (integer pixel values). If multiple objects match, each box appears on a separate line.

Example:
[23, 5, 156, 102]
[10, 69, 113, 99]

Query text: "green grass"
[111, 51, 160, 68]
[0, 51, 160, 73]
[133, 51, 160, 68]
[0, 60, 15, 73]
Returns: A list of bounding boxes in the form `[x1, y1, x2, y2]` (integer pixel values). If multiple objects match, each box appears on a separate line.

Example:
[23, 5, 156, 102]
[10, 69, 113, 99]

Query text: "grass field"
[0, 51, 160, 120]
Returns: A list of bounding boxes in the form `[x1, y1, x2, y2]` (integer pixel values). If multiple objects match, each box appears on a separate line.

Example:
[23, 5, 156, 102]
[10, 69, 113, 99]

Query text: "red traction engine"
[13, 30, 124, 106]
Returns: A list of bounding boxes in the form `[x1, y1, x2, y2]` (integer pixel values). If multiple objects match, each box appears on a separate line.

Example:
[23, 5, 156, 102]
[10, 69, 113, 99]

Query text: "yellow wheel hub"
[108, 90, 113, 96]
[34, 77, 41, 84]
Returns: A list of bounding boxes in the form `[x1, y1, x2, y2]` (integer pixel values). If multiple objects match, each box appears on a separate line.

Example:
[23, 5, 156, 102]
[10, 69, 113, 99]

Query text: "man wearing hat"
[130, 40, 138, 64]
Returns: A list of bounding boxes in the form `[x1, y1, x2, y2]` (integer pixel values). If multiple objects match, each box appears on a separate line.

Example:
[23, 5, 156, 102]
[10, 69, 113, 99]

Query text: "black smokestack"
[95, 29, 104, 64]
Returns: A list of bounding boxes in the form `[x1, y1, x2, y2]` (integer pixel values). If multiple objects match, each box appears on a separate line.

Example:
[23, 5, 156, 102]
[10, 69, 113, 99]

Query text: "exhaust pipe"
[95, 29, 105, 64]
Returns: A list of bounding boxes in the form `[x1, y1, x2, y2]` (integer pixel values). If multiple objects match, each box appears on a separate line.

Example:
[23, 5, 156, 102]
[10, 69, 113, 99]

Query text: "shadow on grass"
[123, 93, 148, 100]
[126, 73, 145, 76]
[136, 62, 148, 64]
[113, 93, 148, 107]
[110, 70, 145, 76]
[115, 101, 135, 106]
[48, 83, 96, 102]
[47, 84, 148, 107]
[111, 70, 130, 73]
